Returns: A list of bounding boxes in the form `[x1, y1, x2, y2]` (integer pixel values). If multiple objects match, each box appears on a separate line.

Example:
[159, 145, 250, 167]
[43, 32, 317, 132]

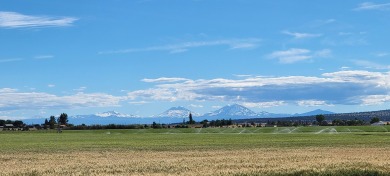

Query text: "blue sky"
[2, 0, 390, 119]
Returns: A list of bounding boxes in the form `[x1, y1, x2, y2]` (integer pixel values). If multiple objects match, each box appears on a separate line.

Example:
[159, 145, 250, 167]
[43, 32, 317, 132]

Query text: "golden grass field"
[1, 127, 390, 175]
[2, 148, 390, 175]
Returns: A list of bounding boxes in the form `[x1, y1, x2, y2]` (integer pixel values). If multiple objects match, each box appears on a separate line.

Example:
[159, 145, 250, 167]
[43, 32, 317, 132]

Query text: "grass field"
[1, 126, 390, 175]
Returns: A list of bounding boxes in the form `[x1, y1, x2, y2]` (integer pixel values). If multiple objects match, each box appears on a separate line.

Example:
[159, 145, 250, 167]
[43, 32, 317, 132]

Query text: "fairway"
[1, 126, 390, 175]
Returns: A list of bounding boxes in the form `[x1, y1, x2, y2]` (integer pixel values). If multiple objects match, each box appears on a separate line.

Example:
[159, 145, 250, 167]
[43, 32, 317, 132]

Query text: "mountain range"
[23, 104, 335, 125]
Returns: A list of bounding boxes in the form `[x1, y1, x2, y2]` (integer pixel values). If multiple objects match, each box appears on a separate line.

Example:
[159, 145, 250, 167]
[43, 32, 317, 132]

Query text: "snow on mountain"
[203, 104, 258, 118]
[156, 106, 199, 118]
[95, 111, 138, 118]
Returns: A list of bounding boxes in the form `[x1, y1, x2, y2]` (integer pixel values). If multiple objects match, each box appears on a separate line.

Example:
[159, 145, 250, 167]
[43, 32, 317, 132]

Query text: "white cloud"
[268, 48, 311, 63]
[296, 100, 332, 107]
[268, 48, 331, 64]
[268, 48, 330, 64]
[0, 88, 18, 93]
[242, 101, 285, 108]
[0, 91, 125, 111]
[142, 77, 190, 83]
[98, 38, 261, 54]
[361, 95, 390, 105]
[0, 58, 23, 63]
[128, 70, 390, 106]
[128, 101, 149, 105]
[233, 74, 253, 78]
[354, 2, 390, 11]
[34, 55, 54, 59]
[0, 11, 78, 28]
[189, 104, 203, 108]
[353, 60, 390, 70]
[282, 30, 322, 39]
[48, 84, 55, 88]
[375, 52, 389, 57]
[73, 87, 87, 92]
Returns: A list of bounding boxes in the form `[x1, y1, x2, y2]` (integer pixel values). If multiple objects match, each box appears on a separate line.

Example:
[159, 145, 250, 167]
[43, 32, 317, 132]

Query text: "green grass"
[1, 126, 390, 153]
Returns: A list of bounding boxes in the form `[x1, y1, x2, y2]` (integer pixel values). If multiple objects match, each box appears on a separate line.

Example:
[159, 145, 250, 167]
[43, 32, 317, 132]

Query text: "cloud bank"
[0, 89, 124, 111]
[128, 70, 390, 107]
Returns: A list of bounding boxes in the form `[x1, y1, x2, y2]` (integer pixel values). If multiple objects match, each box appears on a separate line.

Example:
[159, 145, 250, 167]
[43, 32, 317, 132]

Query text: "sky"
[2, 0, 390, 119]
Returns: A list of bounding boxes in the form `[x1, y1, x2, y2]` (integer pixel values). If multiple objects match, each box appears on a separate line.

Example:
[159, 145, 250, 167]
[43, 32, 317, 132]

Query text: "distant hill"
[235, 109, 390, 123]
[294, 109, 335, 117]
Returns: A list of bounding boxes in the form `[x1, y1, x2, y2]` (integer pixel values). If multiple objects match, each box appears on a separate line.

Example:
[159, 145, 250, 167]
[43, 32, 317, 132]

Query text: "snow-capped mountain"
[202, 104, 258, 119]
[156, 106, 199, 118]
[95, 111, 138, 118]
[22, 107, 336, 125]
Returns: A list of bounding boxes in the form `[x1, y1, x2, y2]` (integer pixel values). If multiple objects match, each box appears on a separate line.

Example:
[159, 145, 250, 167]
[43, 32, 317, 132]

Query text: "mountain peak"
[204, 104, 258, 117]
[156, 106, 199, 118]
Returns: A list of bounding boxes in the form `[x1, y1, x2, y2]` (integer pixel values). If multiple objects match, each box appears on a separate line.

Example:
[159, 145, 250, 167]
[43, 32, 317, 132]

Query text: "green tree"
[201, 119, 209, 128]
[13, 120, 24, 127]
[152, 121, 161, 129]
[58, 113, 68, 125]
[188, 113, 195, 124]
[315, 114, 325, 125]
[370, 117, 380, 124]
[49, 116, 56, 129]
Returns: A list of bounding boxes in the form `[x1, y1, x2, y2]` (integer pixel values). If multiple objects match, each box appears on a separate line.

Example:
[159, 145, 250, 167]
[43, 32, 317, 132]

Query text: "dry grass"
[1, 147, 390, 176]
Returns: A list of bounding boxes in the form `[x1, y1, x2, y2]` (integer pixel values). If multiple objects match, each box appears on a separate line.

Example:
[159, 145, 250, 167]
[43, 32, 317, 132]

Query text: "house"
[3, 124, 22, 131]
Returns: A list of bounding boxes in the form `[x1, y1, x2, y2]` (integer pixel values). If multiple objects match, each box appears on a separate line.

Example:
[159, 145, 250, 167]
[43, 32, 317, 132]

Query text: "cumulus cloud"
[0, 11, 78, 28]
[128, 70, 390, 107]
[98, 38, 261, 54]
[0, 91, 125, 111]
[268, 48, 331, 63]
[354, 2, 390, 11]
